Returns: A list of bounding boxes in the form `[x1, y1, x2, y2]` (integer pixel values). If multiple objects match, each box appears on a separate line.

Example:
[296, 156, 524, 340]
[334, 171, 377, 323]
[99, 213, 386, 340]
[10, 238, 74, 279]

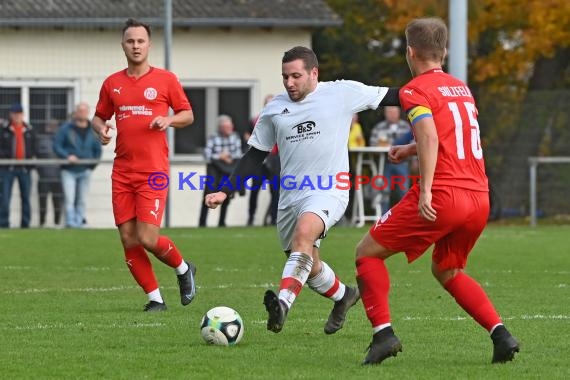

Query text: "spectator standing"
[346, 113, 366, 220]
[36, 119, 63, 227]
[54, 102, 102, 228]
[369, 106, 413, 213]
[348, 113, 366, 149]
[0, 103, 36, 228]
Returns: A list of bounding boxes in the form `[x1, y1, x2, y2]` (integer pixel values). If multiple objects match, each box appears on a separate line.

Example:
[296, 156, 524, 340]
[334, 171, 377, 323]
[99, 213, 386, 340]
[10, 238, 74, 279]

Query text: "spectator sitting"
[199, 114, 243, 227]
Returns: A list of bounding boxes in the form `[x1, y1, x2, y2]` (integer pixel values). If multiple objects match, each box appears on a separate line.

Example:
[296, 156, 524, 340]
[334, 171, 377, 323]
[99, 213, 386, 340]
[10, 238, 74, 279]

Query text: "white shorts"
[277, 194, 347, 252]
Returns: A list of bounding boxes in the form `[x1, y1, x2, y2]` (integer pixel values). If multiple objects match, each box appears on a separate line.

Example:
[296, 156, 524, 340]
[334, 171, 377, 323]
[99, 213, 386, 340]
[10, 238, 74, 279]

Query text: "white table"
[349, 147, 390, 227]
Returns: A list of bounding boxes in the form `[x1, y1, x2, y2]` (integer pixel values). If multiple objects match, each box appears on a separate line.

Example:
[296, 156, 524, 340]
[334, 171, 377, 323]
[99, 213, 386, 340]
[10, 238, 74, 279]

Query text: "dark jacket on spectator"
[0, 121, 36, 170]
[35, 131, 61, 179]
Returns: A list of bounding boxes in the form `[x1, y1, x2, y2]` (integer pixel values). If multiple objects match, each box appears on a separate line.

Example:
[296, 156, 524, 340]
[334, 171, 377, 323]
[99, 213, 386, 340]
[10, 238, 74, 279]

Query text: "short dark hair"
[405, 17, 447, 62]
[122, 18, 151, 39]
[282, 46, 319, 71]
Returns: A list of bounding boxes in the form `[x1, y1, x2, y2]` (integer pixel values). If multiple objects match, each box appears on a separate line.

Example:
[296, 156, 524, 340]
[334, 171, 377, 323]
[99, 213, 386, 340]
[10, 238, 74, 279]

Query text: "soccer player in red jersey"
[92, 18, 197, 312]
[355, 18, 519, 365]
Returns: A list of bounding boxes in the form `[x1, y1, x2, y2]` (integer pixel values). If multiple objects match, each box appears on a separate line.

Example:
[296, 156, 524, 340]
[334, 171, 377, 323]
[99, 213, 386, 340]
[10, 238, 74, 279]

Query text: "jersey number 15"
[448, 101, 483, 160]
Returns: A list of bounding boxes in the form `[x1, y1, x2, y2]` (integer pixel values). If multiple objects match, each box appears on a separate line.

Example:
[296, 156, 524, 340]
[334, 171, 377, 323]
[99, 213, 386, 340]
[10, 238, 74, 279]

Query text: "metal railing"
[0, 157, 207, 228]
[0, 156, 204, 166]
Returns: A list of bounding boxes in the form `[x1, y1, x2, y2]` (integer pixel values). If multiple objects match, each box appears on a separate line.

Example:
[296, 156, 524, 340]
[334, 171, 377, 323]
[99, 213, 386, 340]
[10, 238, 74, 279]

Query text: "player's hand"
[149, 116, 171, 131]
[97, 122, 115, 145]
[68, 154, 79, 163]
[205, 192, 227, 209]
[418, 190, 437, 222]
[388, 145, 409, 164]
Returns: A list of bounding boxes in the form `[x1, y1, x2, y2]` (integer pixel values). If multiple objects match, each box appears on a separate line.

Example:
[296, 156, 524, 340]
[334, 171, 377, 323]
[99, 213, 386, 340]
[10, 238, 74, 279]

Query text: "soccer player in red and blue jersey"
[355, 18, 519, 365]
[92, 18, 197, 312]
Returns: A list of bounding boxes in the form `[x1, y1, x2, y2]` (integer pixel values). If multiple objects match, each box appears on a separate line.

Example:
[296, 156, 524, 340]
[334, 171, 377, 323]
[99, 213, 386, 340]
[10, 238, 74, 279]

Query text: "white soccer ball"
[200, 306, 244, 346]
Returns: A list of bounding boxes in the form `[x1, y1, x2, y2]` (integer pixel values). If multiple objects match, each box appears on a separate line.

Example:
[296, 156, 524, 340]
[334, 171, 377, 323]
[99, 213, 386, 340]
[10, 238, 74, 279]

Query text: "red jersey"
[95, 67, 191, 173]
[400, 68, 488, 192]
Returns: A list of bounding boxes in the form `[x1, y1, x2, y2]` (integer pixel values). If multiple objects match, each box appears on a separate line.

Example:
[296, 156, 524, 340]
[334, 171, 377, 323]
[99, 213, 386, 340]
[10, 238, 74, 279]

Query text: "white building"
[0, 0, 341, 228]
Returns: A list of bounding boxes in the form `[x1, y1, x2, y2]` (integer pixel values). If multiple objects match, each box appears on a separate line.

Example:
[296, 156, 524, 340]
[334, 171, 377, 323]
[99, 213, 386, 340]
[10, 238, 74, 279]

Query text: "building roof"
[0, 0, 342, 28]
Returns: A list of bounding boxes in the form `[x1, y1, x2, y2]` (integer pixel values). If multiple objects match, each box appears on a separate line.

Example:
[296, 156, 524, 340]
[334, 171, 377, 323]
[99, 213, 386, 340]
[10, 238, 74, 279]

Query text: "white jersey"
[249, 80, 388, 208]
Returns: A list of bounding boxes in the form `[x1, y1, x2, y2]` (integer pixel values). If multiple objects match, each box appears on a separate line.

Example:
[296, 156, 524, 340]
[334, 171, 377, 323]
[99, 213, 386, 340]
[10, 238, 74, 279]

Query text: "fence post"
[529, 158, 537, 227]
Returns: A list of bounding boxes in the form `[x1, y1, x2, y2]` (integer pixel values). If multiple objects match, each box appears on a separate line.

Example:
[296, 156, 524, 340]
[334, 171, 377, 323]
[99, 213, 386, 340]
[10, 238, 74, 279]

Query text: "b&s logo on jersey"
[144, 87, 158, 100]
[285, 121, 320, 143]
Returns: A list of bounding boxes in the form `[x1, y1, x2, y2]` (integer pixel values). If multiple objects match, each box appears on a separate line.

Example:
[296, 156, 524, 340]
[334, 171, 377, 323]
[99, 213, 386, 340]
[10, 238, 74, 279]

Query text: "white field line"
[3, 278, 566, 293]
[2, 283, 278, 295]
[4, 314, 568, 331]
[1, 266, 113, 271]
[1, 266, 275, 272]
[248, 314, 570, 325]
[2, 285, 140, 294]
[2, 322, 166, 331]
[5, 280, 568, 294]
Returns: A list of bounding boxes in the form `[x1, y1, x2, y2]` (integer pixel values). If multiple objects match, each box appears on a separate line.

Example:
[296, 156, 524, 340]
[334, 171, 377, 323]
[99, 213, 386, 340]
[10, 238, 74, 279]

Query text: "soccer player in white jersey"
[205, 46, 400, 334]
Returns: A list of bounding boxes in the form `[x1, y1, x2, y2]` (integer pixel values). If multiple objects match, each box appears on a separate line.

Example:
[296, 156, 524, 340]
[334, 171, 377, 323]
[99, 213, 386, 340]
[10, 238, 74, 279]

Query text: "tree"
[316, 0, 570, 215]
[317, 0, 570, 91]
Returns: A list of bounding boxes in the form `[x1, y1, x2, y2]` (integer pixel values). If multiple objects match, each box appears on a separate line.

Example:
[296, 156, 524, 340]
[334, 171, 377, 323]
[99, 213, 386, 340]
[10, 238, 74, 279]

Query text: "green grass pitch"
[1, 225, 568, 379]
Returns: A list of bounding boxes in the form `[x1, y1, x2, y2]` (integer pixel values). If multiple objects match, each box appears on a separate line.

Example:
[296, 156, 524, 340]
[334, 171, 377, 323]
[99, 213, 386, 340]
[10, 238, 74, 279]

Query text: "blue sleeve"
[53, 124, 68, 158]
[93, 135, 102, 159]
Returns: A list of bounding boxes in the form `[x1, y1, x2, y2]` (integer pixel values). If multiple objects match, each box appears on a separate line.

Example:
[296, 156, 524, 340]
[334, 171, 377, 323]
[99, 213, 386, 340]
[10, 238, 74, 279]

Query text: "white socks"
[278, 252, 313, 309]
[307, 261, 346, 301]
[373, 323, 392, 334]
[175, 261, 189, 275]
[147, 288, 164, 303]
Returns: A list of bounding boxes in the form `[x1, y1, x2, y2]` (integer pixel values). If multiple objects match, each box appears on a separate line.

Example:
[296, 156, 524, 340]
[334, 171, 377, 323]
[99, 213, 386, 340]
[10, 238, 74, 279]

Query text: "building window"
[176, 88, 206, 155]
[219, 88, 251, 145]
[0, 81, 76, 131]
[29, 88, 71, 130]
[175, 85, 252, 155]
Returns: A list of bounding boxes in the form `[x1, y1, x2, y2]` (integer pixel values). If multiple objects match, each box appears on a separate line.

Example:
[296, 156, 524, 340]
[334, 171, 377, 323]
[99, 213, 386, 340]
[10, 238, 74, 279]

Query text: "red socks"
[356, 256, 391, 327]
[124, 244, 158, 293]
[150, 236, 184, 268]
[125, 237, 185, 296]
[444, 272, 502, 331]
[356, 255, 502, 333]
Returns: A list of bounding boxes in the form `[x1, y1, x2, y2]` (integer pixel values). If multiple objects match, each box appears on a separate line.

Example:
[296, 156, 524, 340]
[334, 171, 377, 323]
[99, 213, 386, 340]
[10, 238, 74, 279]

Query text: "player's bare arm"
[92, 115, 115, 145]
[205, 146, 269, 209]
[150, 109, 194, 131]
[412, 117, 438, 222]
[388, 143, 417, 164]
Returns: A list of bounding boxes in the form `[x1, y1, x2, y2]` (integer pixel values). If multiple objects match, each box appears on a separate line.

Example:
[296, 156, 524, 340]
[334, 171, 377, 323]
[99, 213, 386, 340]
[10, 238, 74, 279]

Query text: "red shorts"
[112, 170, 168, 226]
[369, 185, 489, 271]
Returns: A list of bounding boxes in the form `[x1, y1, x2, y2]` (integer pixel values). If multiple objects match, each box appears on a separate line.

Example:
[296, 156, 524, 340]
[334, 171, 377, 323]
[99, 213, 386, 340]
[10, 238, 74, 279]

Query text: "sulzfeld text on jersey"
[437, 86, 472, 97]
